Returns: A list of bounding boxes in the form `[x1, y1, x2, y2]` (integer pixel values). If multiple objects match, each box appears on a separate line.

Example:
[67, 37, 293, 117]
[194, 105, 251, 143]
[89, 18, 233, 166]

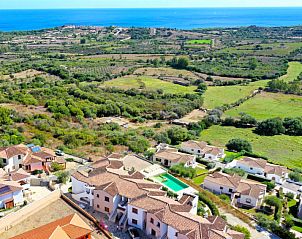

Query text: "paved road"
[222, 211, 281, 239]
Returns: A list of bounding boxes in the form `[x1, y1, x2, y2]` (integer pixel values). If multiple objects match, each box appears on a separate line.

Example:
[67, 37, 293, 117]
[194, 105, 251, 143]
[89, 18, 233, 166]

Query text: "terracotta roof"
[204, 146, 223, 156]
[155, 150, 195, 164]
[32, 151, 54, 160]
[238, 157, 267, 169]
[4, 169, 30, 182]
[237, 182, 262, 199]
[264, 164, 287, 176]
[11, 213, 92, 239]
[0, 146, 26, 159]
[227, 229, 245, 239]
[181, 140, 207, 151]
[107, 160, 124, 169]
[204, 172, 241, 189]
[107, 153, 123, 160]
[23, 155, 42, 165]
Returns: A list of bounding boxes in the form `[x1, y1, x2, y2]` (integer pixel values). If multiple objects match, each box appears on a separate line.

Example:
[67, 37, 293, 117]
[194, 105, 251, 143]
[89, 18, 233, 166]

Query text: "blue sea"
[0, 8, 302, 31]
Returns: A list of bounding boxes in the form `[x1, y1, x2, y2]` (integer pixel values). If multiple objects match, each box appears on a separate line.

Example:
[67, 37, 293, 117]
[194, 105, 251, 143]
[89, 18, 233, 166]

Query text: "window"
[97, 204, 100, 208]
[132, 208, 138, 214]
[197, 150, 200, 153]
[105, 196, 110, 202]
[18, 155, 22, 160]
[250, 167, 253, 170]
[191, 149, 194, 151]
[229, 188, 233, 193]
[150, 218, 154, 224]
[132, 219, 138, 225]
[97, 194, 99, 198]
[246, 198, 251, 203]
[157, 222, 160, 228]
[175, 232, 179, 237]
[220, 186, 223, 190]
[3, 159, 6, 164]
[105, 207, 109, 212]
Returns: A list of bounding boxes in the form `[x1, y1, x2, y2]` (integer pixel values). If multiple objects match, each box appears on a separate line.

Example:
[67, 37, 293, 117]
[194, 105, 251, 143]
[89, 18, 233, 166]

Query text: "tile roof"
[204, 146, 223, 156]
[0, 180, 23, 197]
[238, 157, 267, 169]
[11, 213, 92, 239]
[155, 150, 195, 164]
[204, 172, 241, 189]
[236, 182, 262, 199]
[181, 140, 208, 150]
[264, 164, 287, 176]
[4, 169, 30, 182]
[0, 146, 26, 159]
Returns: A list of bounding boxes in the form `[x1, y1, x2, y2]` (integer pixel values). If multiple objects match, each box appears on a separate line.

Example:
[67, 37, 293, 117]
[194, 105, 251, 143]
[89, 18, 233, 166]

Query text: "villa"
[180, 140, 225, 161]
[0, 145, 28, 172]
[71, 156, 244, 239]
[203, 172, 267, 209]
[227, 157, 288, 184]
[153, 146, 197, 168]
[11, 213, 93, 239]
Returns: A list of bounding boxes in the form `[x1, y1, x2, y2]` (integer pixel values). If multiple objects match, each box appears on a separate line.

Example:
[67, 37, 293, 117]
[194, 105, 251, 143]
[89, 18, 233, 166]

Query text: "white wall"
[127, 205, 146, 230]
[204, 153, 218, 161]
[266, 174, 283, 184]
[167, 226, 178, 239]
[203, 179, 235, 195]
[3, 154, 24, 172]
[0, 189, 24, 208]
[71, 176, 86, 194]
[237, 195, 258, 208]
[180, 145, 203, 156]
[235, 162, 264, 175]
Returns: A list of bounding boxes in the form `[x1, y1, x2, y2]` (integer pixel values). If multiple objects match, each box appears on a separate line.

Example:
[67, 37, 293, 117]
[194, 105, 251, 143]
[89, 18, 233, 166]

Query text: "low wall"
[0, 190, 61, 234]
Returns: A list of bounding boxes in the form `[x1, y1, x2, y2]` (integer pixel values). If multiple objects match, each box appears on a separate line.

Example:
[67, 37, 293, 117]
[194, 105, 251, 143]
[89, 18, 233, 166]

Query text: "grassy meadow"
[225, 92, 302, 120]
[103, 76, 197, 94]
[186, 39, 212, 45]
[203, 80, 269, 109]
[279, 61, 302, 82]
[200, 125, 302, 169]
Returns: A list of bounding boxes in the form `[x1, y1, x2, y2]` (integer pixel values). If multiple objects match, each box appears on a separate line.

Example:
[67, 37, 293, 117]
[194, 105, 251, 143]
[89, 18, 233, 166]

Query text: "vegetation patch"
[186, 39, 212, 45]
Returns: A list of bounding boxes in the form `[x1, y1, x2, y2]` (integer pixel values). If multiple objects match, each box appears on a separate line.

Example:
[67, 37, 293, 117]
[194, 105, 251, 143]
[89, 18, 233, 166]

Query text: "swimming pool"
[152, 173, 189, 192]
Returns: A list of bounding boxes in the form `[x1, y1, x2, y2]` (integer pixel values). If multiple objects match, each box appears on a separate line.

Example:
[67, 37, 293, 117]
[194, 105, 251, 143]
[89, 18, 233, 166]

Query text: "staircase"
[109, 209, 117, 222]
[119, 212, 128, 230]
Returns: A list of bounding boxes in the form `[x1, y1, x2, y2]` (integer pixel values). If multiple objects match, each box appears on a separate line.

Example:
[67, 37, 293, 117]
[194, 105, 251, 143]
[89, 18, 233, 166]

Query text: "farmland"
[103, 76, 197, 94]
[225, 92, 302, 120]
[186, 39, 212, 45]
[278, 61, 302, 82]
[200, 125, 302, 169]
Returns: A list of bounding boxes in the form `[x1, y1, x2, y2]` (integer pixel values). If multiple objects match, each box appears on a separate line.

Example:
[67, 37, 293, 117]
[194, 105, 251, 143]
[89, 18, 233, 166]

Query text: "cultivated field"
[186, 39, 212, 45]
[103, 76, 197, 94]
[200, 125, 302, 169]
[203, 80, 269, 109]
[225, 92, 302, 120]
[278, 61, 302, 82]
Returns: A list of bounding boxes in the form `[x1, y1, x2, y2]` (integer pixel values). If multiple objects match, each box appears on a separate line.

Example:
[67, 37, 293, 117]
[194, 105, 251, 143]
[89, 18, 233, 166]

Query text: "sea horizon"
[1, 7, 302, 32]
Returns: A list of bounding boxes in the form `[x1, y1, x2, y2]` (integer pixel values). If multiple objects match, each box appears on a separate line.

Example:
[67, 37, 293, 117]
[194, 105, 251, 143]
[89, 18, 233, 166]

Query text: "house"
[71, 157, 244, 239]
[180, 140, 225, 161]
[0, 180, 24, 209]
[2, 168, 31, 190]
[153, 148, 196, 168]
[22, 146, 57, 173]
[0, 145, 28, 172]
[11, 213, 93, 239]
[203, 172, 266, 208]
[228, 157, 288, 184]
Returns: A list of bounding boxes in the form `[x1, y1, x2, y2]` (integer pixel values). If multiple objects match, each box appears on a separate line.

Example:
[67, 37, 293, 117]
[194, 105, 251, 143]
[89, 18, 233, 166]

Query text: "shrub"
[199, 193, 220, 216]
[170, 163, 197, 179]
[56, 171, 70, 184]
[223, 168, 246, 177]
[51, 162, 64, 172]
[289, 172, 302, 182]
[219, 194, 231, 203]
[255, 118, 285, 136]
[226, 138, 252, 153]
[231, 225, 251, 239]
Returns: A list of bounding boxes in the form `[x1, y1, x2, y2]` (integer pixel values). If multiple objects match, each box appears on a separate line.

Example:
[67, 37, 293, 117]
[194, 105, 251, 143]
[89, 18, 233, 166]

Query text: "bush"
[219, 194, 231, 203]
[32, 169, 43, 175]
[263, 181, 276, 192]
[56, 171, 70, 184]
[231, 225, 251, 239]
[223, 168, 246, 177]
[51, 162, 64, 172]
[199, 193, 220, 216]
[255, 118, 285, 136]
[170, 163, 196, 179]
[65, 158, 74, 162]
[289, 172, 302, 182]
[226, 138, 252, 153]
[264, 196, 282, 222]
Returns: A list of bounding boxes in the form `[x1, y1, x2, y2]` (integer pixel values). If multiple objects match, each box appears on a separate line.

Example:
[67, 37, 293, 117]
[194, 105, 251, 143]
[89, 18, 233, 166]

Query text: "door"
[5, 200, 14, 209]
[151, 229, 156, 236]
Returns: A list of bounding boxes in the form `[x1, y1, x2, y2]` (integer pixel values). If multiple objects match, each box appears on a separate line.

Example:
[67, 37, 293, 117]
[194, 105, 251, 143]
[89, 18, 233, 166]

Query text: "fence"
[0, 190, 61, 234]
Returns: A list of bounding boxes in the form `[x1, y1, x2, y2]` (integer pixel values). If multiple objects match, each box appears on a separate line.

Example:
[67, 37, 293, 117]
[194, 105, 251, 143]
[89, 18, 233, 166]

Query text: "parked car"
[55, 149, 64, 156]
[128, 227, 140, 239]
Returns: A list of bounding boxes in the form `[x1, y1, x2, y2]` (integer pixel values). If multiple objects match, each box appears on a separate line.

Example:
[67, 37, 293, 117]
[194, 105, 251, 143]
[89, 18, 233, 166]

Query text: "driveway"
[222, 212, 281, 239]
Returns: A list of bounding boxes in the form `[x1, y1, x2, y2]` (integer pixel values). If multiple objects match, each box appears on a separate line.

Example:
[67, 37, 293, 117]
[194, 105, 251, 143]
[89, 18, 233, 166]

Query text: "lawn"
[225, 92, 302, 120]
[278, 62, 302, 82]
[186, 39, 212, 45]
[203, 80, 269, 109]
[192, 174, 208, 185]
[103, 76, 197, 94]
[200, 125, 302, 169]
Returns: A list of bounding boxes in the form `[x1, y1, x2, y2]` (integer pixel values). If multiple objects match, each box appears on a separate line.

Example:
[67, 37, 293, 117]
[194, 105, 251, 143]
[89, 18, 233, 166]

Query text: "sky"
[0, 0, 302, 9]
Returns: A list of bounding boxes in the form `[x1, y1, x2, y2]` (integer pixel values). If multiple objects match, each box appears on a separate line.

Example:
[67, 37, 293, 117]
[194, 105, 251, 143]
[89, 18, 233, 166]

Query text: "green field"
[225, 92, 302, 120]
[203, 80, 269, 109]
[200, 125, 302, 169]
[186, 39, 212, 45]
[103, 76, 197, 94]
[279, 62, 302, 82]
[220, 42, 302, 56]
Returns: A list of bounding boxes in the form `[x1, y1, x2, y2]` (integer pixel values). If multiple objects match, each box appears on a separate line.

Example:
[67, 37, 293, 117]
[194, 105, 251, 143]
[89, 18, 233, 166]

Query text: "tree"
[226, 138, 252, 153]
[283, 117, 302, 136]
[80, 38, 86, 44]
[0, 107, 13, 125]
[288, 172, 302, 182]
[264, 196, 282, 222]
[167, 126, 189, 145]
[255, 118, 285, 136]
[56, 171, 70, 184]
[196, 82, 207, 93]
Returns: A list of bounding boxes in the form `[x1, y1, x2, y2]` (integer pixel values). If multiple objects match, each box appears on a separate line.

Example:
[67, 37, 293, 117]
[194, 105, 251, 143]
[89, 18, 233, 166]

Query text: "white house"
[203, 172, 266, 208]
[0, 146, 28, 173]
[0, 180, 24, 209]
[153, 149, 196, 168]
[180, 140, 225, 161]
[228, 157, 288, 184]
